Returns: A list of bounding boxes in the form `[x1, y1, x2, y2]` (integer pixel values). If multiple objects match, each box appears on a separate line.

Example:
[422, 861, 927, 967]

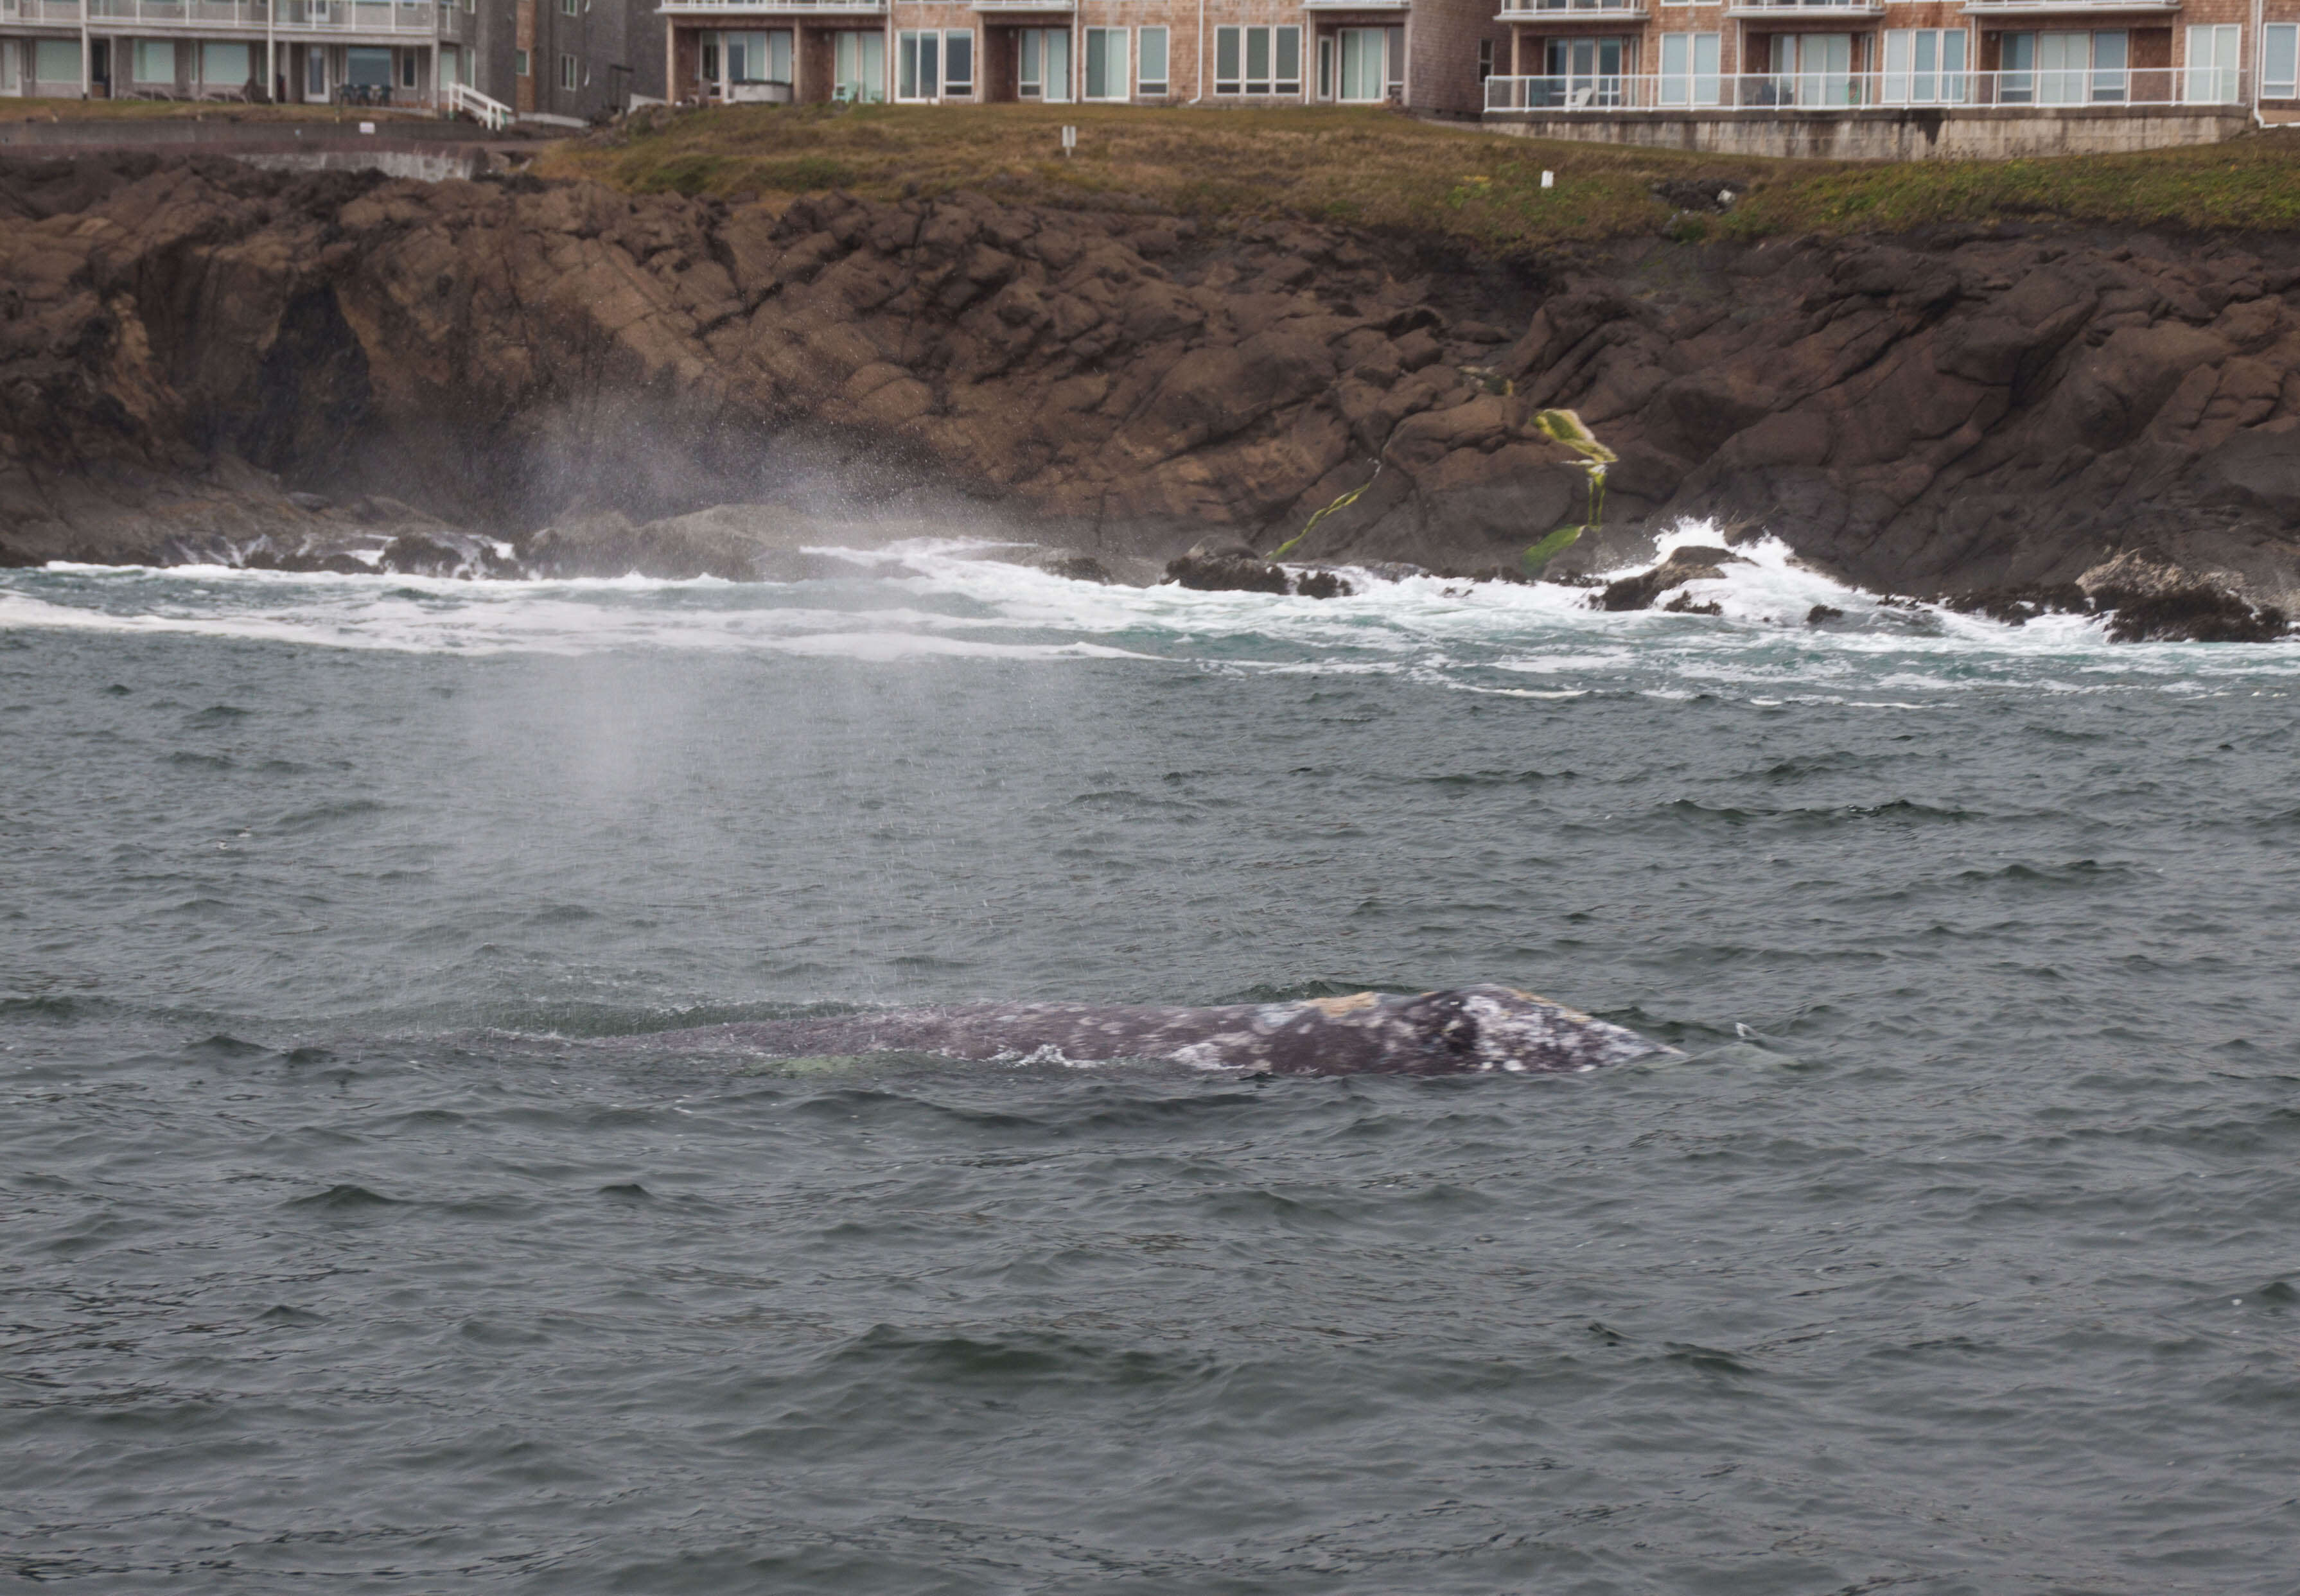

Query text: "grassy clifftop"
[538, 101, 2300, 245]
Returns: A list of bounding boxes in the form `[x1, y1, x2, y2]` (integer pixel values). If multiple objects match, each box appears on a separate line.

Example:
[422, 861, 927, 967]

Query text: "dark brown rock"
[1597, 545, 1749, 611]
[0, 153, 2296, 618]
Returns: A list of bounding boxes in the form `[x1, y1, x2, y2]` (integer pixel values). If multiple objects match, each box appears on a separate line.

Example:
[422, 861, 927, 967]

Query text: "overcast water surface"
[3, 534, 2296, 1594]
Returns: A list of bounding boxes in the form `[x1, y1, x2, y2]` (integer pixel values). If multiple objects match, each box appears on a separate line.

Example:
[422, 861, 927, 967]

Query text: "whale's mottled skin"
[637, 987, 1676, 1076]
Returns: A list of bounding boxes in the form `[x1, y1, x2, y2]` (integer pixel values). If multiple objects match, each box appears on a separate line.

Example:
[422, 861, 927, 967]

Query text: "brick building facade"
[658, 0, 1509, 114]
[1486, 0, 2288, 117]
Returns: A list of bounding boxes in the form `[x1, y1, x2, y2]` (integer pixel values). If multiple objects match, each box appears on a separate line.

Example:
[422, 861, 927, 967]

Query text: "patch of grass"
[541, 101, 2300, 245]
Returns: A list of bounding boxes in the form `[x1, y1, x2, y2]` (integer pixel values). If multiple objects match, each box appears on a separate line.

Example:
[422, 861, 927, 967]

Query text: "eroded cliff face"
[4, 152, 2299, 606]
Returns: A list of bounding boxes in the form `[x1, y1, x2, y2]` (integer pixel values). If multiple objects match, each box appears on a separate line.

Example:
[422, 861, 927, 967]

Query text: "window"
[2003, 31, 2126, 103]
[1137, 26, 1167, 96]
[898, 30, 939, 100]
[135, 39, 173, 83]
[202, 41, 251, 88]
[559, 0, 575, 13]
[1479, 39, 1495, 82]
[1766, 33, 1852, 107]
[2005, 32, 2128, 104]
[402, 52, 418, 89]
[2186, 22, 2239, 103]
[1543, 36, 1628, 106]
[514, 48, 531, 77]
[1019, 28, 1071, 101]
[1318, 35, 1334, 99]
[35, 38, 82, 85]
[2267, 22, 2298, 99]
[1658, 32, 1720, 105]
[1214, 26, 1300, 95]
[559, 54, 577, 91]
[834, 31, 885, 101]
[726, 31, 791, 85]
[1337, 28, 1385, 101]
[1084, 27, 1128, 100]
[1387, 26, 1405, 97]
[1881, 28, 1965, 105]
[897, 31, 970, 99]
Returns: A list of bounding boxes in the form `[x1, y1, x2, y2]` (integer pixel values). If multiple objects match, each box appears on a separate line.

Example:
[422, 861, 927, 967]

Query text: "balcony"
[968, 0, 1076, 11]
[2, 0, 453, 34]
[658, 0, 887, 15]
[1484, 66, 2245, 111]
[1722, 0, 1885, 17]
[1302, 0, 1412, 11]
[1961, 0, 2181, 12]
[1496, 0, 1646, 18]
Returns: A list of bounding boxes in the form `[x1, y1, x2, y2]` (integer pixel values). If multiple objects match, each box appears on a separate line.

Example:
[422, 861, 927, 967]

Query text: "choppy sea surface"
[3, 530, 2296, 1594]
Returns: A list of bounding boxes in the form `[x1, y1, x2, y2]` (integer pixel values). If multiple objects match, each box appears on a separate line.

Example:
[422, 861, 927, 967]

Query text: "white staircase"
[446, 82, 514, 133]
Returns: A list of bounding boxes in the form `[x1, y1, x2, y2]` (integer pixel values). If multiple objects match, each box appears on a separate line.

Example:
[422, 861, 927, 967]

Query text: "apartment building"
[0, 0, 662, 118]
[0, 0, 489, 103]
[658, 0, 1508, 114]
[505, 0, 663, 118]
[1484, 0, 2295, 130]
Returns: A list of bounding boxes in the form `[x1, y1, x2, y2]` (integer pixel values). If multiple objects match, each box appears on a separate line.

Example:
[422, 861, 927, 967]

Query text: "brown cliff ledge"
[3, 151, 2299, 624]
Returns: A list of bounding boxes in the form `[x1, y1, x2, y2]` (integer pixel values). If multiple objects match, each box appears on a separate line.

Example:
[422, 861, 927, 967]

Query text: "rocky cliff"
[4, 150, 2299, 614]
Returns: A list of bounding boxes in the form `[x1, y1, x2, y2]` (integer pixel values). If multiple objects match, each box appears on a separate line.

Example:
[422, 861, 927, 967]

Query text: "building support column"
[1401, 8, 1412, 108]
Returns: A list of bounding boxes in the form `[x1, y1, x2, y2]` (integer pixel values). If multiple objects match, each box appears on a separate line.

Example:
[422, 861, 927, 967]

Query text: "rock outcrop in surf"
[3, 152, 2298, 624]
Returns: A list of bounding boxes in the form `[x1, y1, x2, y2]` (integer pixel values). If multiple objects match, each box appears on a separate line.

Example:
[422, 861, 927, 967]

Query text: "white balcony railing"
[968, 0, 1078, 10]
[1721, 0, 1885, 15]
[656, 0, 886, 14]
[1484, 66, 2247, 111]
[1301, 0, 1412, 10]
[1497, 0, 1646, 13]
[1961, 0, 2181, 9]
[2, 0, 450, 33]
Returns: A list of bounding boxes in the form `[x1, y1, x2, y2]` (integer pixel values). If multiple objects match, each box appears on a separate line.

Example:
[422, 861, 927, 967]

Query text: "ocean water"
[3, 531, 2296, 1594]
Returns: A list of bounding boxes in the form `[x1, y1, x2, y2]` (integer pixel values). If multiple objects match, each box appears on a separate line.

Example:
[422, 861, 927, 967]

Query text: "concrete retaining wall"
[1482, 106, 2252, 160]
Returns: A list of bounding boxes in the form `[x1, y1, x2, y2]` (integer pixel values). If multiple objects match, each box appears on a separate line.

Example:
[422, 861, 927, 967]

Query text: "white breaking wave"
[3, 527, 2295, 697]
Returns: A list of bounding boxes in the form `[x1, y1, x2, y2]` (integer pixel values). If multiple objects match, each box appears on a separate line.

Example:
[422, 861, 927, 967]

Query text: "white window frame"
[1137, 26, 1168, 96]
[1018, 28, 1071, 103]
[134, 38, 174, 85]
[1881, 28, 1967, 105]
[2186, 22, 2239, 104]
[2265, 21, 2297, 99]
[1213, 25, 1301, 96]
[1084, 26, 1128, 101]
[559, 52, 577, 91]
[514, 48, 530, 78]
[1658, 31, 1720, 106]
[833, 31, 886, 102]
[897, 29, 970, 101]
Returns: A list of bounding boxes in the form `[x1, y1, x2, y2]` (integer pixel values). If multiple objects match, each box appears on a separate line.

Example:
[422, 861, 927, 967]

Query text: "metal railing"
[1485, 67, 2249, 110]
[969, 0, 1078, 10]
[1496, 0, 1644, 12]
[1962, 0, 2181, 8]
[1721, 0, 1884, 13]
[656, 0, 886, 13]
[1, 0, 448, 33]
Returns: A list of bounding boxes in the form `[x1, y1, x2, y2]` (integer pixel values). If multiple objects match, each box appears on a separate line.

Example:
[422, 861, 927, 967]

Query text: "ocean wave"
[5, 527, 2297, 694]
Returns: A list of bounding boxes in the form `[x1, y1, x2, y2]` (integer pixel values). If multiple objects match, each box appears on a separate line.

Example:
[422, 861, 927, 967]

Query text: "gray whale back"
[640, 986, 1675, 1076]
